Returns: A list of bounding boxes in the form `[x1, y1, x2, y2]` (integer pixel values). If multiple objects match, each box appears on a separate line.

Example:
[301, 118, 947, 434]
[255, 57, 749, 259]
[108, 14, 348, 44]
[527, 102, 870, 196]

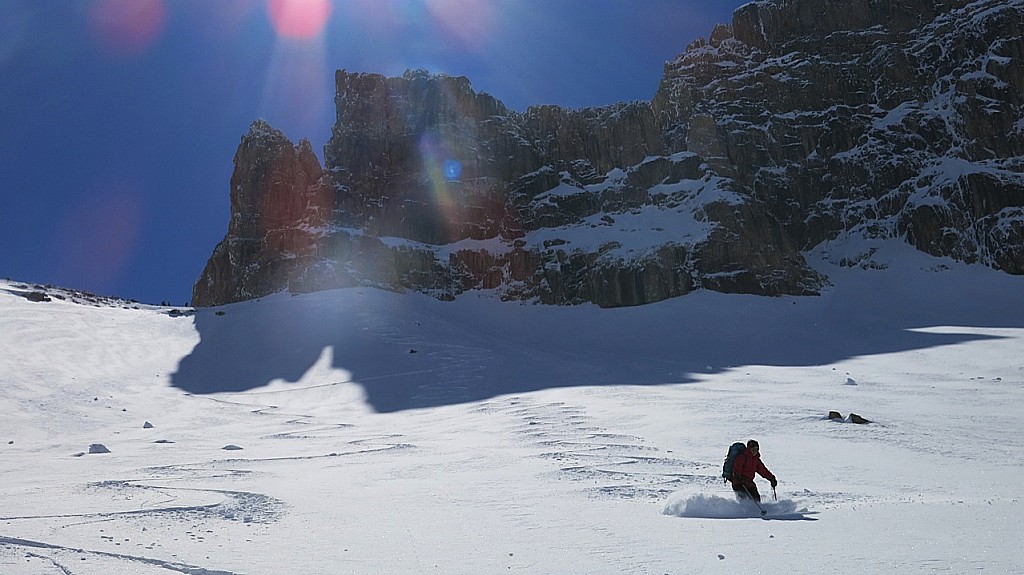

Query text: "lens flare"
[260, 38, 331, 141]
[424, 0, 496, 50]
[51, 182, 142, 295]
[88, 0, 167, 57]
[417, 131, 464, 241]
[419, 132, 457, 192]
[0, 5, 33, 71]
[267, 0, 333, 39]
[443, 159, 462, 181]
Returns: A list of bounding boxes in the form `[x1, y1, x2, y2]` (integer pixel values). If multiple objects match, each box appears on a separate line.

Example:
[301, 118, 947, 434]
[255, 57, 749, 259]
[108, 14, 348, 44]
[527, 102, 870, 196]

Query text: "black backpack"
[722, 442, 746, 482]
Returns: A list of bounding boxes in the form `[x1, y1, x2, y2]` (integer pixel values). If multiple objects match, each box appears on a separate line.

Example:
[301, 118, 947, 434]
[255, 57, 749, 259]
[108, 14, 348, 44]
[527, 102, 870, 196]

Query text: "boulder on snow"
[848, 413, 872, 424]
[24, 291, 51, 302]
[222, 444, 243, 451]
[88, 443, 111, 454]
[827, 410, 844, 420]
[143, 421, 154, 429]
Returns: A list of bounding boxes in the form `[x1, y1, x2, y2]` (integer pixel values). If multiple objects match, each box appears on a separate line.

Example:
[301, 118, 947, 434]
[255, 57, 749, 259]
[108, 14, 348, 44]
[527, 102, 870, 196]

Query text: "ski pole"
[742, 485, 767, 516]
[772, 485, 778, 501]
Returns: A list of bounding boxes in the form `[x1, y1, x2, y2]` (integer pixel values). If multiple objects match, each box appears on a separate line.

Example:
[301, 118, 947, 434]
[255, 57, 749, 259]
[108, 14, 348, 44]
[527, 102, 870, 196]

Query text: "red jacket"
[731, 450, 776, 486]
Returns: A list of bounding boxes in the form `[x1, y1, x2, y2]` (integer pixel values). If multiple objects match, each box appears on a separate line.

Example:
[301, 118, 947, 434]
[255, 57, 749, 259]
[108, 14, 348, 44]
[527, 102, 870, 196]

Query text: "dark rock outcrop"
[193, 0, 1024, 307]
[192, 120, 332, 306]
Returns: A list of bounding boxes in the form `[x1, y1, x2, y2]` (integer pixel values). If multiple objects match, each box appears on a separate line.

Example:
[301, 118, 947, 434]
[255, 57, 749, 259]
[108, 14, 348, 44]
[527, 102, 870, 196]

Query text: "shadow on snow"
[171, 264, 1024, 413]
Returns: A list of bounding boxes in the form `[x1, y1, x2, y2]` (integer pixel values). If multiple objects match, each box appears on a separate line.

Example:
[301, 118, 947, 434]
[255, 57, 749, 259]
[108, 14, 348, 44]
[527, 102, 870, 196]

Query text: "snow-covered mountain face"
[659, 0, 1024, 270]
[192, 0, 1024, 308]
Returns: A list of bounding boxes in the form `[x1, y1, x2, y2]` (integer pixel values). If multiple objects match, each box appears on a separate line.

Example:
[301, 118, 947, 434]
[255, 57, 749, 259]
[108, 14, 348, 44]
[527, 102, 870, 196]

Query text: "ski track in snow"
[0, 466, 282, 574]
[0, 534, 243, 575]
[1, 360, 1015, 573]
[0, 359, 402, 574]
[473, 396, 706, 501]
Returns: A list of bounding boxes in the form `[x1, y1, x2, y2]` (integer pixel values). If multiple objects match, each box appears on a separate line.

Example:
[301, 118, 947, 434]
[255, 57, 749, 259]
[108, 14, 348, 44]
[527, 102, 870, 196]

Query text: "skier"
[729, 439, 777, 502]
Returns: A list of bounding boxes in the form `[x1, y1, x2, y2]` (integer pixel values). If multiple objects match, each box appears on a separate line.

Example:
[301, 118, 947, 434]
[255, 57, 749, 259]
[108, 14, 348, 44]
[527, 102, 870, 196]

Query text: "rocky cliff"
[192, 120, 333, 306]
[193, 0, 1024, 308]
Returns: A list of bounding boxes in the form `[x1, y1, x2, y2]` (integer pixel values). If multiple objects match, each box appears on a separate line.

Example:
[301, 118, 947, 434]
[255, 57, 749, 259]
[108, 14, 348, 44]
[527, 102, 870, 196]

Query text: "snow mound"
[662, 492, 802, 519]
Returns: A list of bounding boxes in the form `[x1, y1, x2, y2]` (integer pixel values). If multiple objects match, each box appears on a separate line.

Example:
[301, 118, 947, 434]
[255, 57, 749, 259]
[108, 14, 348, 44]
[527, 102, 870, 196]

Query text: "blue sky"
[1, 0, 743, 305]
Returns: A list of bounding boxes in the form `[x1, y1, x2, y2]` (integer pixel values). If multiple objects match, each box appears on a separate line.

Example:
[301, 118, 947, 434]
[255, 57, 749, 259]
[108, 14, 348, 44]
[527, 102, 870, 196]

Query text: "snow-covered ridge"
[0, 280, 185, 312]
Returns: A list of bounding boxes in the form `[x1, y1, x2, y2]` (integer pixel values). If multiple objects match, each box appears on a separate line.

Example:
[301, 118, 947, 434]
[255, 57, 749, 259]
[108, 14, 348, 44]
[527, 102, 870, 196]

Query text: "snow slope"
[1, 242, 1023, 574]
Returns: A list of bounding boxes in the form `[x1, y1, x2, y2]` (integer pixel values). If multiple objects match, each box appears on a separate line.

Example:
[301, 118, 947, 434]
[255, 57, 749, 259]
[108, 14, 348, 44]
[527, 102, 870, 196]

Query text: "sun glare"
[423, 0, 496, 49]
[51, 181, 142, 294]
[267, 0, 333, 39]
[88, 0, 167, 56]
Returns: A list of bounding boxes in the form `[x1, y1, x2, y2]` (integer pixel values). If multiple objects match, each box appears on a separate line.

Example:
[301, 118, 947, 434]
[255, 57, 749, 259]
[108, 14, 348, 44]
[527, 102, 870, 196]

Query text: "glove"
[770, 478, 778, 488]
